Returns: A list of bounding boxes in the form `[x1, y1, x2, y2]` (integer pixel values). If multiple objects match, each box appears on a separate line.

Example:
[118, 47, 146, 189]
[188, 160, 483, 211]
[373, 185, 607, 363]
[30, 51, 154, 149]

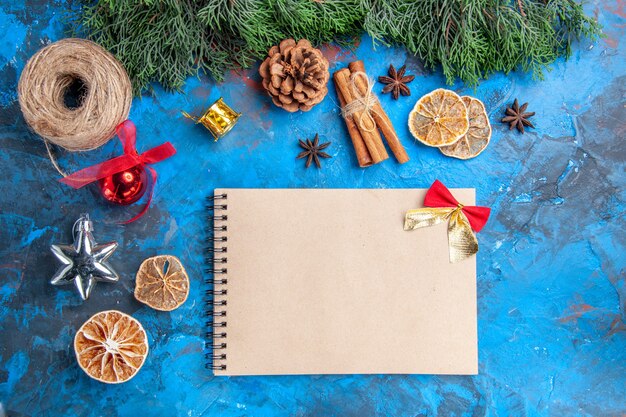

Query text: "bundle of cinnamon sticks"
[333, 61, 409, 167]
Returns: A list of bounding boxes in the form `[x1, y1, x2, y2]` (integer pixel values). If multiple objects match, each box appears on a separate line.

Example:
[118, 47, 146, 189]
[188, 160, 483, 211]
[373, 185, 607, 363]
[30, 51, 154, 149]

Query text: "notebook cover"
[210, 188, 477, 376]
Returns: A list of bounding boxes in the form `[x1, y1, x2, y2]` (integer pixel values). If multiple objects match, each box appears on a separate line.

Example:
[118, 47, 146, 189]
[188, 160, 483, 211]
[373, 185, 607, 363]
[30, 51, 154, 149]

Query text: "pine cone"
[259, 39, 329, 112]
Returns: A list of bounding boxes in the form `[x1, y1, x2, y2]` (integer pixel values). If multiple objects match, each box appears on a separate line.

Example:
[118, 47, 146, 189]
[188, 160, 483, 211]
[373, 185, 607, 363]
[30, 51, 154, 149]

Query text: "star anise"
[297, 134, 332, 168]
[502, 99, 535, 134]
[378, 64, 415, 100]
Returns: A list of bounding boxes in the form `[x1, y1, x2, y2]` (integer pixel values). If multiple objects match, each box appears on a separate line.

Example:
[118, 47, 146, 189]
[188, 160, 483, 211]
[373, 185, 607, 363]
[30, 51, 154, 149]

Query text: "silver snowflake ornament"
[50, 214, 119, 301]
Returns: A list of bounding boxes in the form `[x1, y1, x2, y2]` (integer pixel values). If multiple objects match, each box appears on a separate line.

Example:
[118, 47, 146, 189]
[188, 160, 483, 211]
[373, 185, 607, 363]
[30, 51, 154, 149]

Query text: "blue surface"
[1, 1, 625, 416]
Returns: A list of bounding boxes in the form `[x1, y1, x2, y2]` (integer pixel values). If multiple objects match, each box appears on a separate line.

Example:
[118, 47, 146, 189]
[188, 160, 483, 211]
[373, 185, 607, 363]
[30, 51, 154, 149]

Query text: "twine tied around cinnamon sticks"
[334, 61, 409, 167]
[341, 71, 379, 133]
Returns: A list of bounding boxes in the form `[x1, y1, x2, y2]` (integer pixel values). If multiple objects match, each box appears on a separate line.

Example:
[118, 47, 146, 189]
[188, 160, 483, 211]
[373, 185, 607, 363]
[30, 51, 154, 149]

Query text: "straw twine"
[18, 38, 132, 152]
[340, 71, 378, 133]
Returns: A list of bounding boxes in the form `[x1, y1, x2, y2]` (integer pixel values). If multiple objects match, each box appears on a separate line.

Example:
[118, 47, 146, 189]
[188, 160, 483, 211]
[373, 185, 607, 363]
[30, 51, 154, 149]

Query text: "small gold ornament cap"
[182, 98, 241, 141]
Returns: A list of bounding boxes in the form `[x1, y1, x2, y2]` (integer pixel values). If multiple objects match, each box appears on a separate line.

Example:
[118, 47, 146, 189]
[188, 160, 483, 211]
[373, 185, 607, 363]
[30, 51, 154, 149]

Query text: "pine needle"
[73, 0, 601, 94]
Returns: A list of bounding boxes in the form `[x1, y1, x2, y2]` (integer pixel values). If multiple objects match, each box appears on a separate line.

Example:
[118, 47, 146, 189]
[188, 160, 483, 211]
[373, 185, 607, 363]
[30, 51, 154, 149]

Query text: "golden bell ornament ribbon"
[404, 180, 491, 263]
[182, 98, 241, 141]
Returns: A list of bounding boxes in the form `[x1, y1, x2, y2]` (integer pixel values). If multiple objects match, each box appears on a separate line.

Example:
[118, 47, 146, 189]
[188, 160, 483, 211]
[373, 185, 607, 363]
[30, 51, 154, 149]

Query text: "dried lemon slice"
[74, 310, 148, 384]
[408, 88, 469, 147]
[440, 96, 492, 159]
[135, 255, 189, 311]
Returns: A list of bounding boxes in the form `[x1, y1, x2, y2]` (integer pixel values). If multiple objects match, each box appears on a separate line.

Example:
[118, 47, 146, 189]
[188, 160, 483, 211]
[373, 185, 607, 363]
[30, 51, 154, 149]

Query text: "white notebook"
[208, 188, 477, 376]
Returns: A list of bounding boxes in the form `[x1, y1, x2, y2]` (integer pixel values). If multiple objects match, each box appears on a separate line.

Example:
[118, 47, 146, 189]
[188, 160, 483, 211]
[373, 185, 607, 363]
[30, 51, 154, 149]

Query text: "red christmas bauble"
[98, 165, 148, 206]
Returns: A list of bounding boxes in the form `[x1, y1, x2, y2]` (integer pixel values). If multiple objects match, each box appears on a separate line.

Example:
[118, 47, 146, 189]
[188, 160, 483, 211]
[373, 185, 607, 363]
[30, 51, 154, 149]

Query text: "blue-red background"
[0, 1, 624, 416]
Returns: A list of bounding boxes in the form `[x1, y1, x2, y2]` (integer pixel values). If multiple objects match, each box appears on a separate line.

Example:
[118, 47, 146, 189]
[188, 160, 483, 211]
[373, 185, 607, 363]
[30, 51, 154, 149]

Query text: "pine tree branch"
[72, 0, 602, 94]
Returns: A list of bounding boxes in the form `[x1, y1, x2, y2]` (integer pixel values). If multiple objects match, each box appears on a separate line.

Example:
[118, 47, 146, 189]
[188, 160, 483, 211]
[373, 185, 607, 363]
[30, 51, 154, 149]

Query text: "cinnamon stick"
[333, 68, 388, 164]
[348, 61, 410, 164]
[333, 81, 373, 167]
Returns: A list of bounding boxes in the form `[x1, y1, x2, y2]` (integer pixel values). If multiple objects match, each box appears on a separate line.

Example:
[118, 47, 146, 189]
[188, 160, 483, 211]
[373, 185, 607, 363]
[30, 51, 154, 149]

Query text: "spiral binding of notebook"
[205, 193, 228, 372]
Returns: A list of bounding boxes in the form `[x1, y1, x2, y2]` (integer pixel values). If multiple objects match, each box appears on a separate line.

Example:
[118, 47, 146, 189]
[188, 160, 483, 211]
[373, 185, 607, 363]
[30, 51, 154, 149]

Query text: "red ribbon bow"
[59, 120, 176, 223]
[424, 180, 491, 232]
[405, 180, 491, 263]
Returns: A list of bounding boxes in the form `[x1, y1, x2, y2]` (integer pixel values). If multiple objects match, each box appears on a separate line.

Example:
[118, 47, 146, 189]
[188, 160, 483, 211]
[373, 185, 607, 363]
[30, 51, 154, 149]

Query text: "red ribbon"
[59, 120, 176, 223]
[424, 180, 491, 232]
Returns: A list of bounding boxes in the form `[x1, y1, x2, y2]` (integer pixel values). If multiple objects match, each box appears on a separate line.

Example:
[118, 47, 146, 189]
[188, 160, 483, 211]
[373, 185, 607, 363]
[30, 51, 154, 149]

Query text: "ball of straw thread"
[18, 38, 132, 151]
